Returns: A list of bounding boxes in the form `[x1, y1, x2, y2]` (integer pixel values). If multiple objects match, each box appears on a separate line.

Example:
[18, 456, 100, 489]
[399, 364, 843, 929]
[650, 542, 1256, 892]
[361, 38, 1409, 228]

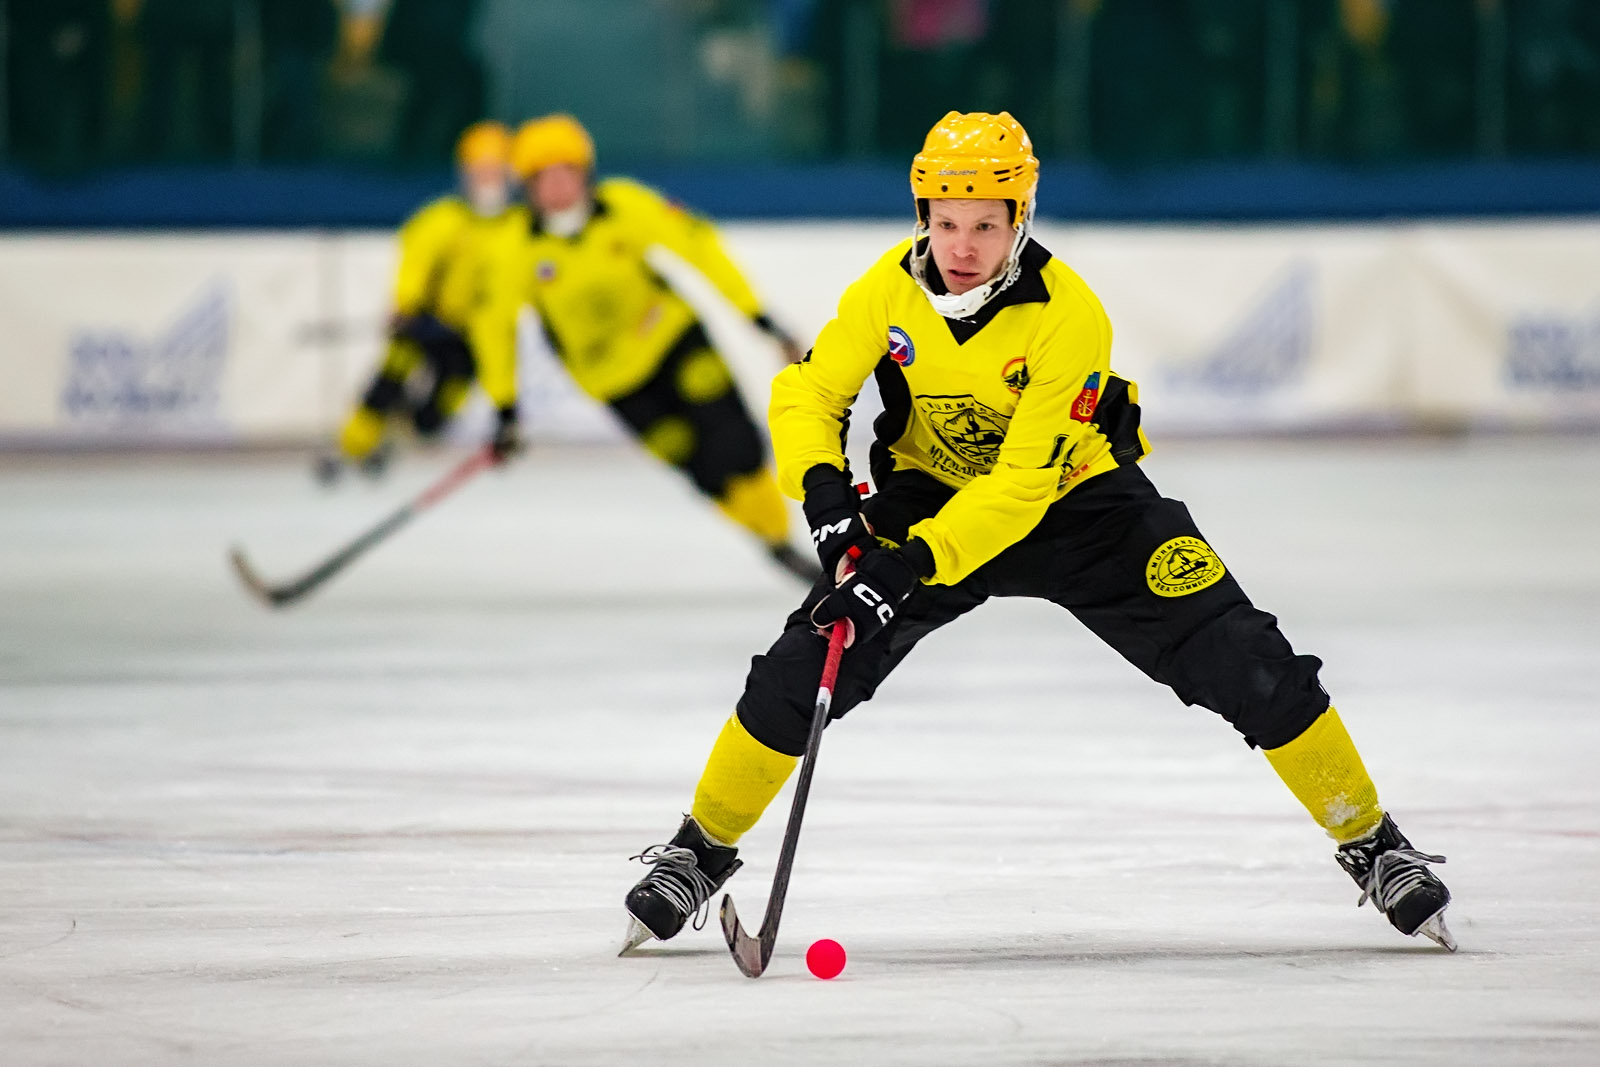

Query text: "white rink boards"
[2, 437, 1598, 1066]
[6, 219, 1600, 446]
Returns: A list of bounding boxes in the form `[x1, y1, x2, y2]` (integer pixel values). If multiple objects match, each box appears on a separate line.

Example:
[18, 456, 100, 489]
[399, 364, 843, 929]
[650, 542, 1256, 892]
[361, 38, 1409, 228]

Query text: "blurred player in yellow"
[620, 111, 1455, 955]
[470, 114, 818, 581]
[317, 120, 525, 483]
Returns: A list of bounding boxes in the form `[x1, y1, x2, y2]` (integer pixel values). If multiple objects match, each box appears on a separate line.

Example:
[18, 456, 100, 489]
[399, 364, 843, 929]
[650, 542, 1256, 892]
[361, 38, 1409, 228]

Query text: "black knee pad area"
[735, 595, 902, 756]
[684, 395, 765, 498]
[1162, 602, 1328, 749]
[360, 375, 406, 414]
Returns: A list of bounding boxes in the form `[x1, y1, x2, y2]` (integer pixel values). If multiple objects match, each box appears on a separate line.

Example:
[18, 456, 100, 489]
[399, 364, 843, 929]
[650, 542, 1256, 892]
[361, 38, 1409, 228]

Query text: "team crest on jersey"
[887, 326, 915, 367]
[1002, 357, 1030, 394]
[1071, 371, 1102, 422]
[536, 260, 558, 282]
[923, 395, 1009, 468]
[1146, 536, 1227, 598]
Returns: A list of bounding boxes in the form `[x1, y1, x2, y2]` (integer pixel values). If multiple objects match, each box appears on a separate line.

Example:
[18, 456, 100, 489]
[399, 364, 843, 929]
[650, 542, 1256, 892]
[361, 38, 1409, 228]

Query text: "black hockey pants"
[361, 318, 476, 437]
[607, 323, 766, 499]
[735, 463, 1329, 756]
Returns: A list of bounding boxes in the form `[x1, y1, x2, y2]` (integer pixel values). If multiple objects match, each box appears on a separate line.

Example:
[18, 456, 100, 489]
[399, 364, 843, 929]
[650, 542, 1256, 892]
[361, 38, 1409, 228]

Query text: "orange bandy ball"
[806, 938, 846, 979]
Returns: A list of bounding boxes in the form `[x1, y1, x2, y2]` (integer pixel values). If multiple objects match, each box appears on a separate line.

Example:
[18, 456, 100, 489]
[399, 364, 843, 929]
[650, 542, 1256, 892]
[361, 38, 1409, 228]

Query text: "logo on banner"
[61, 284, 230, 423]
[1167, 264, 1313, 394]
[1002, 357, 1029, 394]
[1506, 308, 1600, 389]
[1146, 536, 1226, 597]
[1071, 371, 1102, 421]
[887, 326, 915, 367]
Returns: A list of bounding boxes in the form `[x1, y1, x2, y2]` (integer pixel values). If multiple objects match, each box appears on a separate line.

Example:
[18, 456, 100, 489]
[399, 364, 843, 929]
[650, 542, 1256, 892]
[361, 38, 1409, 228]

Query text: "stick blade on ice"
[228, 546, 293, 608]
[720, 893, 770, 977]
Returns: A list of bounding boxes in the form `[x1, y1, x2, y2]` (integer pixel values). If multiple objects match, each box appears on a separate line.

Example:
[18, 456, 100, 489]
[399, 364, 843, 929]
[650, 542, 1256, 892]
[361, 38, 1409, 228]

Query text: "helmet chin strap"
[909, 201, 1033, 320]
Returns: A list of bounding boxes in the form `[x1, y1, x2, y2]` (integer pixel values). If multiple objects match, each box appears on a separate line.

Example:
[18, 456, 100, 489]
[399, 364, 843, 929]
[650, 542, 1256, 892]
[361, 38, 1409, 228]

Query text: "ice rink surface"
[2, 437, 1598, 1066]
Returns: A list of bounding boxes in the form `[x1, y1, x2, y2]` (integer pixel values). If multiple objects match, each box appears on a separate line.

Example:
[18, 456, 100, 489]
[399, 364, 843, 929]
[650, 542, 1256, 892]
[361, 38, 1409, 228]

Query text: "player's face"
[926, 199, 1013, 294]
[531, 164, 588, 215]
[461, 161, 510, 216]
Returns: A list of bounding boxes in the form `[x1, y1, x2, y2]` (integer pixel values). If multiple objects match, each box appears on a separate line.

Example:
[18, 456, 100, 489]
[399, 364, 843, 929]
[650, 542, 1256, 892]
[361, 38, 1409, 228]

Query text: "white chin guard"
[467, 182, 510, 218]
[909, 202, 1032, 321]
[544, 201, 592, 238]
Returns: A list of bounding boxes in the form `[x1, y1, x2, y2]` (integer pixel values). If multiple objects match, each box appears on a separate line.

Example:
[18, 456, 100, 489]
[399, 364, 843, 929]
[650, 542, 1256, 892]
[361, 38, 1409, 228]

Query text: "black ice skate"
[311, 441, 391, 487]
[312, 451, 345, 487]
[357, 440, 394, 479]
[620, 816, 742, 955]
[1336, 813, 1456, 951]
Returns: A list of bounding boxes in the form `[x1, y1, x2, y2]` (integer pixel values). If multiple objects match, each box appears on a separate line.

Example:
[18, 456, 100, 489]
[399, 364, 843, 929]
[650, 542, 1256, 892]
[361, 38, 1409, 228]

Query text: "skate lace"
[629, 844, 719, 931]
[1357, 847, 1447, 914]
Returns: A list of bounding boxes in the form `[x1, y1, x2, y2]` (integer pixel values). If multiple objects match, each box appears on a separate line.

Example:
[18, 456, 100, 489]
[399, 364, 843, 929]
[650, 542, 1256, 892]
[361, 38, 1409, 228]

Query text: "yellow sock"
[715, 468, 791, 546]
[1263, 707, 1384, 843]
[690, 713, 798, 845]
[338, 406, 386, 461]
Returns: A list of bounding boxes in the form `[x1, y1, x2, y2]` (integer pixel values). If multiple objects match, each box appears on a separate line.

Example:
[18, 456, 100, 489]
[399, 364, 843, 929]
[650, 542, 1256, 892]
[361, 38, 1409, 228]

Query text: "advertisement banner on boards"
[0, 235, 328, 443]
[3, 221, 1599, 447]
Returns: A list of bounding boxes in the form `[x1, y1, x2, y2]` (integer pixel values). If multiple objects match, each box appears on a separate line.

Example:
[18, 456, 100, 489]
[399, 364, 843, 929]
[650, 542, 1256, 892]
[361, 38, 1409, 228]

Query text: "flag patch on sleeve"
[1070, 372, 1101, 422]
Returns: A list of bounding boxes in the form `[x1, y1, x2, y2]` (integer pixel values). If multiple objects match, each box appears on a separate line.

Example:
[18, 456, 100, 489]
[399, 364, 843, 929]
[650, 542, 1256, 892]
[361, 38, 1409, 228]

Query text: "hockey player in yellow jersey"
[318, 120, 525, 483]
[622, 111, 1455, 955]
[470, 114, 816, 580]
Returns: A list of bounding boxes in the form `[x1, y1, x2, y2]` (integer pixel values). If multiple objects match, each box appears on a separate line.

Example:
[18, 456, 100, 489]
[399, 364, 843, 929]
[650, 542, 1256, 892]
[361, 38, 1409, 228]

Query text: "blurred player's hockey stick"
[229, 446, 498, 608]
[719, 620, 850, 977]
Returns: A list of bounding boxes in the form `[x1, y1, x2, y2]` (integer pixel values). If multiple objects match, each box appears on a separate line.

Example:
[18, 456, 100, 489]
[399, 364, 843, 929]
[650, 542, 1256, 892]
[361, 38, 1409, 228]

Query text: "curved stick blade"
[228, 546, 291, 608]
[720, 893, 770, 978]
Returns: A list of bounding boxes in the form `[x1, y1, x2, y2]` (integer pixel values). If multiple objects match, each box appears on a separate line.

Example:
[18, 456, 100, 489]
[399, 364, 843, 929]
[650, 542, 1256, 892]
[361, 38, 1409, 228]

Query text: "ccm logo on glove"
[852, 582, 895, 625]
[812, 518, 853, 546]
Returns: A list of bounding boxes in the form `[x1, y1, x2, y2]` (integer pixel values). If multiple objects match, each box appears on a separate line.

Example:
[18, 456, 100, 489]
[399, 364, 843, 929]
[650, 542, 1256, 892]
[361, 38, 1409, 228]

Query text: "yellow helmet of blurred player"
[455, 120, 513, 168]
[910, 110, 1038, 228]
[908, 111, 1040, 319]
[512, 114, 596, 179]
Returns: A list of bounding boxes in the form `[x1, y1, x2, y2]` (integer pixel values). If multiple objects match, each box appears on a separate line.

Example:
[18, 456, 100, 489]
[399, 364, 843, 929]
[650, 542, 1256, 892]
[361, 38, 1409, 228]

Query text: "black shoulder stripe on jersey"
[1094, 374, 1147, 466]
[869, 354, 914, 487]
[837, 398, 855, 483]
[898, 238, 1053, 344]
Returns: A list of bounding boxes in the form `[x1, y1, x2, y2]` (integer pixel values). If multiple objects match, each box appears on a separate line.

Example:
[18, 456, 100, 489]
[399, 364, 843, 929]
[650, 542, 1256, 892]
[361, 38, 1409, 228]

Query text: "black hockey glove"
[490, 405, 523, 463]
[810, 545, 921, 647]
[802, 464, 875, 578]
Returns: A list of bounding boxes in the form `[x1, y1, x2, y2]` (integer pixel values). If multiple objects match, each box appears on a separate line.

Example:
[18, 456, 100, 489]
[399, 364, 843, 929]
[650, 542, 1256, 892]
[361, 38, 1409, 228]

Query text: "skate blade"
[618, 916, 654, 957]
[1416, 909, 1458, 952]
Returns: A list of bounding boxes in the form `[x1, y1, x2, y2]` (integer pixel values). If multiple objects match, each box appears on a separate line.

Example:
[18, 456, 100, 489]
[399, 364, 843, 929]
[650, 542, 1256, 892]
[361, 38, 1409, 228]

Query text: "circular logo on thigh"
[1146, 536, 1226, 597]
[887, 326, 915, 367]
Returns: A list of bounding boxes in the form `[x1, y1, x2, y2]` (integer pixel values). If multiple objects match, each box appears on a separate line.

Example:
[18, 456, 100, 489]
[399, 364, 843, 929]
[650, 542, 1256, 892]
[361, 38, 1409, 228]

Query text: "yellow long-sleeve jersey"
[392, 196, 526, 331]
[771, 237, 1150, 586]
[471, 177, 766, 409]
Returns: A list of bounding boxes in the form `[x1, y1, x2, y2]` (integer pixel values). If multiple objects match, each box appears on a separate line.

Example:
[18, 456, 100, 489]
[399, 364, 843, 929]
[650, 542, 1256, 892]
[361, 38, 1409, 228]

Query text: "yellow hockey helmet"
[910, 111, 1038, 228]
[455, 120, 513, 168]
[512, 114, 597, 179]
